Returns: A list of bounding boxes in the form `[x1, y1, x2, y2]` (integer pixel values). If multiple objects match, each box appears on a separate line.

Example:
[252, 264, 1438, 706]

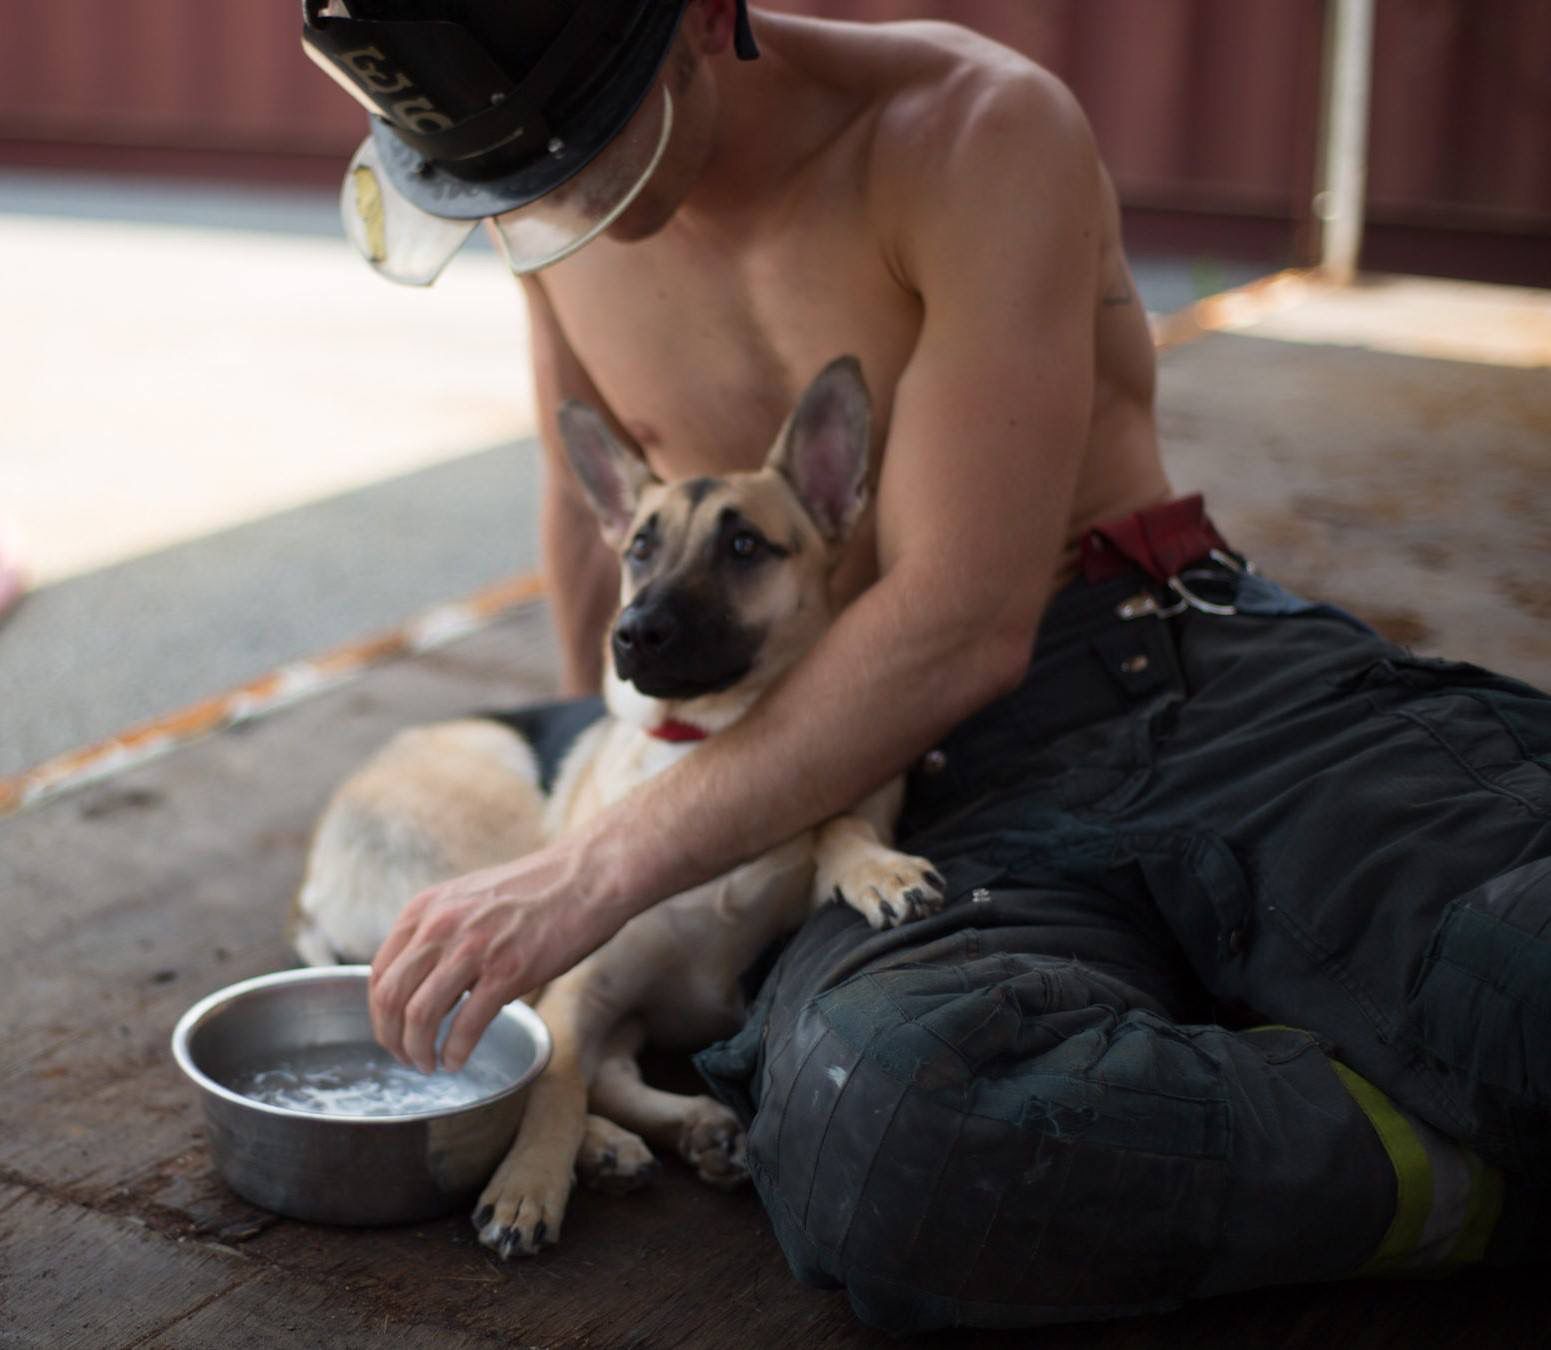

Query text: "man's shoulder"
[822, 20, 1097, 268]
[787, 13, 1084, 144]
[792, 17, 1083, 179]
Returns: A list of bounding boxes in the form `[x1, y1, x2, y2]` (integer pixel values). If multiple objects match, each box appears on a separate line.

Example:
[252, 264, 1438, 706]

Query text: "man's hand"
[368, 836, 616, 1073]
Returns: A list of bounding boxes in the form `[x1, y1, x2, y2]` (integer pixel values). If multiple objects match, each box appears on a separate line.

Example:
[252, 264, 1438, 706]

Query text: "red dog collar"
[648, 718, 708, 743]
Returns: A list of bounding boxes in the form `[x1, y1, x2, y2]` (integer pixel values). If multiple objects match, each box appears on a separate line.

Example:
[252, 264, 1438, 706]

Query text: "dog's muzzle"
[612, 595, 756, 700]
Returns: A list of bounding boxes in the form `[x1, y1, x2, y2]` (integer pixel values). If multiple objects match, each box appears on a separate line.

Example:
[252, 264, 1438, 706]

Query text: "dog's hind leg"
[577, 1113, 659, 1194]
[588, 1019, 747, 1189]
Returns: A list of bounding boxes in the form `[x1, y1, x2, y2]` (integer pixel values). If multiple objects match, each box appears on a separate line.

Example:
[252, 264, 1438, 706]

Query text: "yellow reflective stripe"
[1246, 1029, 1504, 1272]
[1330, 1061, 1433, 1274]
[1445, 1149, 1505, 1269]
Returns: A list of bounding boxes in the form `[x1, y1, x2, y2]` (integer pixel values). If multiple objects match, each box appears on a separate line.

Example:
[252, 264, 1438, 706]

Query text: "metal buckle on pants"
[1116, 591, 1186, 621]
[1117, 550, 1255, 622]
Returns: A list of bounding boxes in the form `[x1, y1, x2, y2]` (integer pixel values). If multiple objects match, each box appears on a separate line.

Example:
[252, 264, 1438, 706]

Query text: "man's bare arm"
[594, 68, 1102, 892]
[522, 274, 624, 696]
[373, 71, 1105, 1070]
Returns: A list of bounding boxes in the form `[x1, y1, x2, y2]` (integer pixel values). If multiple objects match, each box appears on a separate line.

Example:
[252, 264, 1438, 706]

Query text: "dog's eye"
[627, 533, 654, 563]
[728, 530, 763, 561]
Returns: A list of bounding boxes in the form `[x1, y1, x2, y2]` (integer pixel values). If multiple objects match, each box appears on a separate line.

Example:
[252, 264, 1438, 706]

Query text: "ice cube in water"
[229, 1042, 510, 1116]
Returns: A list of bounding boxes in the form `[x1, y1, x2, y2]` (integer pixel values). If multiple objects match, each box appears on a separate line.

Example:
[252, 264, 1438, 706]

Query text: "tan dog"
[290, 355, 944, 1257]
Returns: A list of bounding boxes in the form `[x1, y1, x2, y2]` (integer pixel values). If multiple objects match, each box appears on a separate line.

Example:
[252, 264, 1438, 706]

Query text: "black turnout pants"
[500, 567, 1551, 1332]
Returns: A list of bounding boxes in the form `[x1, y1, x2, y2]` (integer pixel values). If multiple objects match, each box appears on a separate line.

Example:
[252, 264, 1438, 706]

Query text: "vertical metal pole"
[1315, 0, 1377, 285]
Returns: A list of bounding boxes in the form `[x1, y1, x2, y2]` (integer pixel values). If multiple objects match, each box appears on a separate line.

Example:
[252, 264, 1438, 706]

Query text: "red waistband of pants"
[1079, 493, 1233, 586]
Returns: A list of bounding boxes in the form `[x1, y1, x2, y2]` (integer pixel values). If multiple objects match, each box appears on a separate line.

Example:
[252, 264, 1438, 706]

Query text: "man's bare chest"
[542, 225, 920, 477]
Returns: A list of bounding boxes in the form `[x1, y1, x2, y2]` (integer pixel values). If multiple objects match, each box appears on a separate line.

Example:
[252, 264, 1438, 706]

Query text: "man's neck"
[675, 13, 862, 230]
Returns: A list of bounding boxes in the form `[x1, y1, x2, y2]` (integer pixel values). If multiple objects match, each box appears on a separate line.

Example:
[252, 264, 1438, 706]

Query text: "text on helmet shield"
[341, 46, 455, 134]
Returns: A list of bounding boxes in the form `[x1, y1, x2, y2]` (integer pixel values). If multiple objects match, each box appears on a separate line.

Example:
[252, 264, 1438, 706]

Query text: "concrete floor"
[0, 446, 540, 775]
[0, 171, 536, 776]
[0, 174, 530, 588]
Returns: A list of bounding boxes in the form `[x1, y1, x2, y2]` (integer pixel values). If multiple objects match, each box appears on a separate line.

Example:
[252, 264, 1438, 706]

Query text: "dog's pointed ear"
[768, 356, 872, 544]
[557, 401, 659, 548]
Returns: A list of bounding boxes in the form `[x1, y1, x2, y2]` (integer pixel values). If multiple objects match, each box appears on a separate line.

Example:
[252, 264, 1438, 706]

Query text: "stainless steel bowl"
[171, 966, 550, 1226]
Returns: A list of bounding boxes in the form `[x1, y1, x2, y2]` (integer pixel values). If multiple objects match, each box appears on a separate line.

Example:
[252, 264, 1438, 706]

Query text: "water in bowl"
[228, 1042, 513, 1117]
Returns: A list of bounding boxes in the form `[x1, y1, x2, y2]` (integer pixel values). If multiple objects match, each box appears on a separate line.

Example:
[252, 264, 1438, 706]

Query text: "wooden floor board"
[0, 1183, 266, 1350]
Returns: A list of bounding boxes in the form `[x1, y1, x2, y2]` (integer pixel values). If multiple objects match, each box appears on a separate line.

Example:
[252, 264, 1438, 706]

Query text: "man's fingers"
[363, 868, 547, 1072]
[401, 950, 480, 1073]
[370, 890, 431, 990]
[439, 977, 514, 1074]
[370, 938, 443, 1065]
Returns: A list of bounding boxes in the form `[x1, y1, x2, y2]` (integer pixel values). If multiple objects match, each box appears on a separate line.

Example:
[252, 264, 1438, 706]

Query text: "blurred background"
[6, 0, 1547, 280]
[1, 0, 1548, 781]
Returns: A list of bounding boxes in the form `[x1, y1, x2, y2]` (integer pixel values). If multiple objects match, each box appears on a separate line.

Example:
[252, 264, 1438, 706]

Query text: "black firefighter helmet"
[301, 0, 759, 281]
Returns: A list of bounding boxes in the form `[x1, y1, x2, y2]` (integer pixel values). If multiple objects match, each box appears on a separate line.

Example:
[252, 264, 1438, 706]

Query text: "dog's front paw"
[832, 850, 946, 930]
[577, 1114, 660, 1195]
[472, 1154, 573, 1258]
[678, 1098, 748, 1189]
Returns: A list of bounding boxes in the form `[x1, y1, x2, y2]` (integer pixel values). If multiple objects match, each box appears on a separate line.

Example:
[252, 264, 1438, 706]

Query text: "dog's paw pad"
[578, 1116, 660, 1195]
[679, 1098, 748, 1189]
[473, 1167, 571, 1257]
[834, 852, 946, 929]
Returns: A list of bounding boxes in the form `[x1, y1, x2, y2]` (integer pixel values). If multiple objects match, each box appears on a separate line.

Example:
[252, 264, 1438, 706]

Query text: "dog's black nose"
[611, 589, 756, 699]
[613, 602, 678, 659]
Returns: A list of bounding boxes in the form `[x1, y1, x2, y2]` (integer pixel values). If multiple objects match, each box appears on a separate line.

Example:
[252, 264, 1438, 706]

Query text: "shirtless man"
[304, 1, 1551, 1332]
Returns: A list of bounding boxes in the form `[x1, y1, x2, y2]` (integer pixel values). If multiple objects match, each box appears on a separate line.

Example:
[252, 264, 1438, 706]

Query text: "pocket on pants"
[1406, 858, 1551, 1176]
[1354, 656, 1551, 817]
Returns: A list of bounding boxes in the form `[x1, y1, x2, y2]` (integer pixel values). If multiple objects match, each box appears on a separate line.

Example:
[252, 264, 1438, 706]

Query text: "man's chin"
[605, 197, 678, 244]
[604, 219, 666, 245]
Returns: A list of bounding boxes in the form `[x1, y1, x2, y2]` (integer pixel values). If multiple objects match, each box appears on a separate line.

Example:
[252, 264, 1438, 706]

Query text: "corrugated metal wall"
[1367, 0, 1551, 227]
[0, 1, 343, 155]
[1, 1, 1546, 264]
[760, 0, 1551, 228]
[762, 0, 1328, 219]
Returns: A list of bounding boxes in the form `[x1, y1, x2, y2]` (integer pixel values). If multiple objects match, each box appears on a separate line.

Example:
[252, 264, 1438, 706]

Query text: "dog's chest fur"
[545, 718, 816, 1047]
